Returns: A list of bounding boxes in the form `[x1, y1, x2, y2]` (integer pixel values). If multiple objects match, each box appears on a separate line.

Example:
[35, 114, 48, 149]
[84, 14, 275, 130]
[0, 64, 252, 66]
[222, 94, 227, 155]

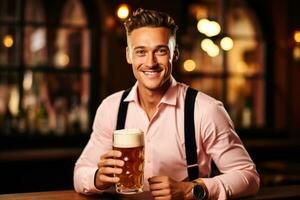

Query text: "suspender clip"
[187, 164, 198, 168]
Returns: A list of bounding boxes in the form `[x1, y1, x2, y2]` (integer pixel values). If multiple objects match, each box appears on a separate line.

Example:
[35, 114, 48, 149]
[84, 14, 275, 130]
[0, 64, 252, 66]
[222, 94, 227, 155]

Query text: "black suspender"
[116, 88, 131, 130]
[184, 87, 199, 180]
[116, 87, 199, 181]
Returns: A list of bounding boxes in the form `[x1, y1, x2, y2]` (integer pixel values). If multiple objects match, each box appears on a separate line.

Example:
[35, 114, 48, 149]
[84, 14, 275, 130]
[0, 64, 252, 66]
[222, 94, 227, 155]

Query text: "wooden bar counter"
[0, 185, 300, 200]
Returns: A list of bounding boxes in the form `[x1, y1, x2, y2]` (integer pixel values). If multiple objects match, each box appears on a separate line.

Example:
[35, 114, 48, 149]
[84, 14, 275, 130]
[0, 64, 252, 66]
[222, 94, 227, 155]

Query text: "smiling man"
[126, 26, 177, 119]
[74, 8, 260, 200]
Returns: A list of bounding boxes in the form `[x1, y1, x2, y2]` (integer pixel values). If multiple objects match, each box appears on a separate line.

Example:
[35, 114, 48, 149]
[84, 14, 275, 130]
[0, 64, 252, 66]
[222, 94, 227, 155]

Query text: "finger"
[153, 194, 172, 200]
[148, 176, 171, 191]
[100, 166, 123, 175]
[98, 174, 120, 183]
[98, 158, 124, 168]
[184, 190, 193, 200]
[148, 176, 169, 184]
[149, 182, 170, 190]
[151, 188, 172, 197]
[100, 150, 122, 160]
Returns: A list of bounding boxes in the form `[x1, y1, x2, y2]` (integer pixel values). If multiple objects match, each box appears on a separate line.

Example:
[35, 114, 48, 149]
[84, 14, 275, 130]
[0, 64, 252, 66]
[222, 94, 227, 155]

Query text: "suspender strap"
[184, 87, 199, 180]
[116, 88, 131, 130]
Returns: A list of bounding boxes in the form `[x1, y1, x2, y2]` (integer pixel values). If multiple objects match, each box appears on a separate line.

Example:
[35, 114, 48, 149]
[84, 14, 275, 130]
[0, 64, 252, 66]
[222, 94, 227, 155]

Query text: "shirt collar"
[124, 76, 178, 106]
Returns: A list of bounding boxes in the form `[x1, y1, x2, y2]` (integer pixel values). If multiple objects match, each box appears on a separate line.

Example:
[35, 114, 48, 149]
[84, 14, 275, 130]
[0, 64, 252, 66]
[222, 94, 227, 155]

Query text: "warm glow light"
[23, 71, 33, 91]
[30, 28, 46, 52]
[206, 21, 221, 37]
[236, 61, 248, 75]
[293, 46, 300, 61]
[201, 38, 219, 56]
[183, 59, 196, 72]
[200, 38, 214, 52]
[197, 19, 221, 37]
[8, 87, 20, 116]
[197, 19, 210, 34]
[206, 44, 219, 57]
[294, 31, 300, 43]
[220, 37, 234, 51]
[55, 51, 70, 68]
[117, 4, 130, 20]
[60, 54, 70, 66]
[3, 35, 14, 48]
[105, 16, 116, 29]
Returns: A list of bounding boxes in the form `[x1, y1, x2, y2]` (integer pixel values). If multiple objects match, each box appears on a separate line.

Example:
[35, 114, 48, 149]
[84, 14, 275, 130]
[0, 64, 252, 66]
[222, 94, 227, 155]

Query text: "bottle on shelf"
[68, 94, 81, 134]
[25, 92, 38, 134]
[54, 97, 68, 136]
[36, 100, 50, 135]
[79, 105, 89, 133]
[242, 96, 253, 128]
[16, 107, 27, 134]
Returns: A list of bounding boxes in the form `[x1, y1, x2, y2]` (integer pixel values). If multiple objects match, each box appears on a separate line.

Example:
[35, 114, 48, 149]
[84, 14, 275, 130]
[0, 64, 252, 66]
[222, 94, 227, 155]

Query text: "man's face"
[126, 27, 178, 92]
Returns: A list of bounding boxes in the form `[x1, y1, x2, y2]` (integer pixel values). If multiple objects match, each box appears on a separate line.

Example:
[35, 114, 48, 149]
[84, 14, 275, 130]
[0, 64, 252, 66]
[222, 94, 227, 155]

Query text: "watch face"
[193, 184, 206, 200]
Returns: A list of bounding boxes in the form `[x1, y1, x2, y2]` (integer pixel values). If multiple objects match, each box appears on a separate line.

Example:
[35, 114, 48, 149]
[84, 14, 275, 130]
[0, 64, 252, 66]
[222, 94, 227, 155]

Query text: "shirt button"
[147, 139, 150, 143]
[147, 160, 151, 163]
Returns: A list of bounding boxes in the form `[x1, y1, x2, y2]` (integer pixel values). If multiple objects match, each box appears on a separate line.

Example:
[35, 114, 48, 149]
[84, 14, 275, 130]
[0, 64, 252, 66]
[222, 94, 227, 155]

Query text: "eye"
[134, 49, 146, 56]
[155, 47, 168, 56]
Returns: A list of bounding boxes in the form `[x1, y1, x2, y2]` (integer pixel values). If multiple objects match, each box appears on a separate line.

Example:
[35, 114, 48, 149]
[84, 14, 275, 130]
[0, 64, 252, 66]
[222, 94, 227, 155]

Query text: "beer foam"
[113, 129, 144, 148]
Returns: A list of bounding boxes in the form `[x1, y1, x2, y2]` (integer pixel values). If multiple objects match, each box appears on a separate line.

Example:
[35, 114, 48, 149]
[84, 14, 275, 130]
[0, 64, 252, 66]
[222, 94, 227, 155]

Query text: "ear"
[172, 45, 179, 62]
[126, 47, 132, 64]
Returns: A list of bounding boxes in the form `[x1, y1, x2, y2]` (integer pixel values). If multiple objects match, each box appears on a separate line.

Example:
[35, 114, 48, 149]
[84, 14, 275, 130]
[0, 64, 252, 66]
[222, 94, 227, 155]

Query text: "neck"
[138, 79, 171, 119]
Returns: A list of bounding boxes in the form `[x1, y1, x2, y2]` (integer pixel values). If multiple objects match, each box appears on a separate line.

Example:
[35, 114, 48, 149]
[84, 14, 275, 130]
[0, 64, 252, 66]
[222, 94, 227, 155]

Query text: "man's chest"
[126, 106, 186, 161]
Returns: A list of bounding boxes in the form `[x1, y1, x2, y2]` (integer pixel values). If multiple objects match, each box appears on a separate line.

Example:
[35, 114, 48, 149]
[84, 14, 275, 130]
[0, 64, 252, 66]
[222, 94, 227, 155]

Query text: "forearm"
[199, 169, 260, 200]
[73, 166, 102, 194]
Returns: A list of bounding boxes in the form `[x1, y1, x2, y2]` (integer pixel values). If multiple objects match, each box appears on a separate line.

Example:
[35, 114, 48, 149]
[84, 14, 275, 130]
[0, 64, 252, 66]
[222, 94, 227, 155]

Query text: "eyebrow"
[133, 45, 169, 51]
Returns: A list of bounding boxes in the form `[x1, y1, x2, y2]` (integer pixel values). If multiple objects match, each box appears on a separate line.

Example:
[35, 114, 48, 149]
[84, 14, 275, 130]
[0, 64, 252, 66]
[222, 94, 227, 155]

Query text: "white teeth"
[144, 71, 158, 75]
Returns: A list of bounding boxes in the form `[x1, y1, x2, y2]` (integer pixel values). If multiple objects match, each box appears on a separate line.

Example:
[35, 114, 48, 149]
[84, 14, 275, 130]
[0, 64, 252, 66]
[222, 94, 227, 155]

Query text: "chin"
[145, 85, 161, 91]
[141, 80, 160, 88]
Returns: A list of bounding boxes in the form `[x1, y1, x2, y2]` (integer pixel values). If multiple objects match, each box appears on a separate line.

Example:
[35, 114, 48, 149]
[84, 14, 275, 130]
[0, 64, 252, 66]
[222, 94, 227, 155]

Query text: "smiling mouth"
[143, 71, 161, 75]
[142, 67, 162, 74]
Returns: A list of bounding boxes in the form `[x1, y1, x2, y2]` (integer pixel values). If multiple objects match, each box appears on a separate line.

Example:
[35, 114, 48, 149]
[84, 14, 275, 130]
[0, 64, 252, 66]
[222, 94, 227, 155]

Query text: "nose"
[145, 52, 157, 67]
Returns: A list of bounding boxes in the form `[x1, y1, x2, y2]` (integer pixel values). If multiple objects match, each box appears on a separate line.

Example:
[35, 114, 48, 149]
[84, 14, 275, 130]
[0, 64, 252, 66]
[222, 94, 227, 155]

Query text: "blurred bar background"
[0, 0, 299, 194]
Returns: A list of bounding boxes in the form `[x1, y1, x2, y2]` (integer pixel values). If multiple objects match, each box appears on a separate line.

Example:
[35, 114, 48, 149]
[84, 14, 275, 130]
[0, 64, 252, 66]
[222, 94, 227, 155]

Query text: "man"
[74, 8, 260, 199]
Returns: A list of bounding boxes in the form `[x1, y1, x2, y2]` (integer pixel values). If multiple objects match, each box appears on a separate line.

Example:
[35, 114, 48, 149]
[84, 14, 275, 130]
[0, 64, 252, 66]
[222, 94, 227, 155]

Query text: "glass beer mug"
[113, 129, 144, 194]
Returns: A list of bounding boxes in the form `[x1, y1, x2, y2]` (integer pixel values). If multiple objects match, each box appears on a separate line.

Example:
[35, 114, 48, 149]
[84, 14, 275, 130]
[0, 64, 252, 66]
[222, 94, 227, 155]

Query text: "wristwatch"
[192, 180, 208, 200]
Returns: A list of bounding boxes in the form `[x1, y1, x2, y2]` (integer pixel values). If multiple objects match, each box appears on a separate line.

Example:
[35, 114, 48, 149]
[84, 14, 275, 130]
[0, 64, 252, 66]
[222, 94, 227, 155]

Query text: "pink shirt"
[74, 77, 260, 199]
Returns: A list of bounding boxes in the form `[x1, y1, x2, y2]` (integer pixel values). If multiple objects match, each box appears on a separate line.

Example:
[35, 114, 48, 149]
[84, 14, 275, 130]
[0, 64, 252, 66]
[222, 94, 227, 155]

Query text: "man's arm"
[73, 94, 121, 194]
[198, 101, 260, 199]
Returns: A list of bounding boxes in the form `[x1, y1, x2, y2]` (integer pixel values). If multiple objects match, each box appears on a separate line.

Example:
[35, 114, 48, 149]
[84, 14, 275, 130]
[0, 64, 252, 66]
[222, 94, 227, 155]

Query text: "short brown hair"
[124, 8, 178, 38]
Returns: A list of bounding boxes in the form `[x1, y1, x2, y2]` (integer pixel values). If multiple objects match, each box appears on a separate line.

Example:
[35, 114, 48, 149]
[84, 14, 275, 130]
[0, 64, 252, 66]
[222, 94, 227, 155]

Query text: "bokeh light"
[220, 37, 234, 51]
[3, 35, 14, 48]
[197, 19, 221, 37]
[183, 59, 196, 72]
[294, 30, 300, 43]
[117, 4, 130, 20]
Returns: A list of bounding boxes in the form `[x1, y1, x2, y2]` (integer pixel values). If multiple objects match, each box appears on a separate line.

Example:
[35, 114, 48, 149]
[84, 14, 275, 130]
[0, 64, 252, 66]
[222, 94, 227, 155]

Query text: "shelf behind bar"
[0, 147, 83, 162]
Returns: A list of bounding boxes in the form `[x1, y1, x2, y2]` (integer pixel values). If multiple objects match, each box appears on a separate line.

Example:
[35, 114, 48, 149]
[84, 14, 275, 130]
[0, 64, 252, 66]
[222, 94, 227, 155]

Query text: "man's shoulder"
[102, 90, 127, 104]
[196, 90, 218, 103]
[175, 82, 219, 104]
[187, 87, 223, 109]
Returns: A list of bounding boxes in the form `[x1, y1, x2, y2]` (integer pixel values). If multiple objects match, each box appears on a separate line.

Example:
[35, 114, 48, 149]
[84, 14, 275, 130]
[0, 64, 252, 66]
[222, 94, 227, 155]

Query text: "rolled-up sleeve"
[73, 94, 120, 194]
[197, 99, 260, 199]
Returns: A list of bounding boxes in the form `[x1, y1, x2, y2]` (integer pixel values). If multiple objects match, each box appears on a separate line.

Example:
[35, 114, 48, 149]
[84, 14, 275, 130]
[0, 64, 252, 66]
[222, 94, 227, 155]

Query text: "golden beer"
[113, 129, 144, 194]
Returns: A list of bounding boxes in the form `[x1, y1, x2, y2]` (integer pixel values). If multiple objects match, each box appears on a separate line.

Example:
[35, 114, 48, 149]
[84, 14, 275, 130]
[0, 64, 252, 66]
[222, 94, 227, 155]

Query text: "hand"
[148, 176, 194, 200]
[95, 150, 124, 190]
